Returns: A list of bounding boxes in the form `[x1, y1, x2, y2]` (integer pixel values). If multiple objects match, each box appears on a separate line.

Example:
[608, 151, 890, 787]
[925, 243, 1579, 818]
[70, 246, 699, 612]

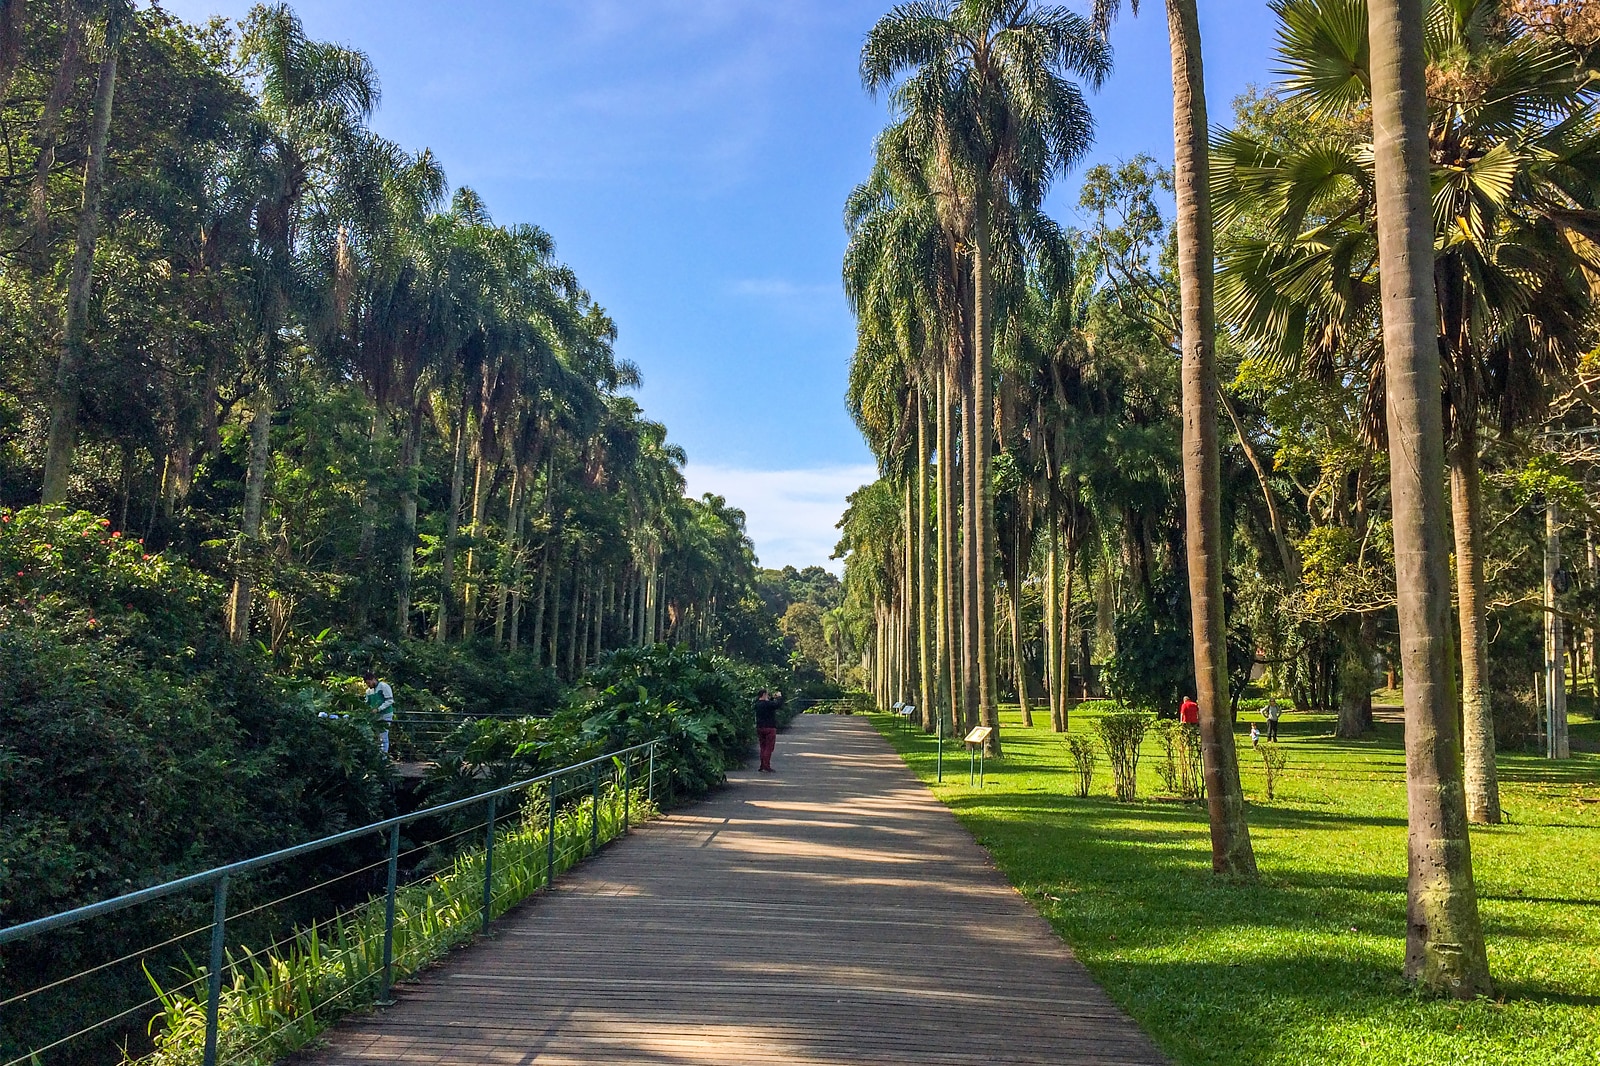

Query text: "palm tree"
[227, 2, 379, 643]
[1092, 0, 1257, 877]
[1216, 0, 1600, 822]
[1367, 0, 1492, 998]
[861, 0, 1110, 755]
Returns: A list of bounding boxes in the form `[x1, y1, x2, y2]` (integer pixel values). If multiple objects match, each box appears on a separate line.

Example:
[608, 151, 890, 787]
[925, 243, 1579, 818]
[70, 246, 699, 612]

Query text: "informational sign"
[964, 726, 992, 746]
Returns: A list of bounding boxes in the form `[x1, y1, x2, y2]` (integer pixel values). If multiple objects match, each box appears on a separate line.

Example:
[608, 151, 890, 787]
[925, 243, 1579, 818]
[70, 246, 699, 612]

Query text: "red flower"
[98, 518, 110, 526]
[142, 554, 151, 561]
[15, 570, 22, 577]
[111, 532, 121, 539]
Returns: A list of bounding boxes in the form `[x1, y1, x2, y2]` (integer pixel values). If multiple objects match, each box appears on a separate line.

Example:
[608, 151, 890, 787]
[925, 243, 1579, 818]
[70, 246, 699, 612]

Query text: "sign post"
[964, 726, 992, 787]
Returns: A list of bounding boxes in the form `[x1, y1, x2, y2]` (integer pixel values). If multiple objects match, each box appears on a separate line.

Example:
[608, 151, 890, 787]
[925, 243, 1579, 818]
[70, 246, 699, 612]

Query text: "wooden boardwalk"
[307, 714, 1168, 1065]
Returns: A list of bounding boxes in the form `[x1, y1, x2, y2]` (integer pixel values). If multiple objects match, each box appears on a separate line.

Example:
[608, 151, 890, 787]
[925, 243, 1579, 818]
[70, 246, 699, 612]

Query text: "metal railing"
[0, 740, 659, 1066]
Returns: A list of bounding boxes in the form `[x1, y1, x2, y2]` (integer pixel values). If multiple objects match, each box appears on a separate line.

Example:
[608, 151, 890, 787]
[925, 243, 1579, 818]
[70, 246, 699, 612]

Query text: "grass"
[870, 702, 1600, 1066]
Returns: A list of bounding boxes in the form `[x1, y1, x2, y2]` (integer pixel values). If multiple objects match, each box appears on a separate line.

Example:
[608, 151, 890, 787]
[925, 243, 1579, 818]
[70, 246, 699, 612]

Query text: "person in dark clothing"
[754, 689, 781, 772]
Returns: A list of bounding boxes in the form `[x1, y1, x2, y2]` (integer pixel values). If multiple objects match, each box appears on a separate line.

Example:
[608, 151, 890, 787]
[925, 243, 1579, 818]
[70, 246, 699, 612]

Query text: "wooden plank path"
[305, 714, 1168, 1065]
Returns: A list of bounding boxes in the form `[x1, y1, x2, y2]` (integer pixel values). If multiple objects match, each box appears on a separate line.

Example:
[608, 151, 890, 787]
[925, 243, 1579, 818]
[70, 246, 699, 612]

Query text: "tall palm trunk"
[546, 542, 564, 667]
[494, 464, 522, 646]
[462, 446, 490, 639]
[436, 402, 469, 642]
[1368, 0, 1491, 997]
[1060, 521, 1076, 726]
[961, 365, 981, 733]
[1010, 502, 1034, 727]
[1451, 431, 1500, 824]
[530, 536, 551, 663]
[227, 391, 272, 642]
[1046, 500, 1064, 731]
[396, 408, 424, 633]
[936, 371, 956, 735]
[941, 363, 963, 734]
[1166, 0, 1255, 877]
[917, 388, 935, 732]
[971, 206, 1000, 754]
[41, 17, 120, 504]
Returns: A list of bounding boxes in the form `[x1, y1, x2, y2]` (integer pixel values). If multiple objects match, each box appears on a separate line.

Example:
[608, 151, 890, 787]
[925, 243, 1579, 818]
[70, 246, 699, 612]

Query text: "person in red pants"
[755, 690, 780, 772]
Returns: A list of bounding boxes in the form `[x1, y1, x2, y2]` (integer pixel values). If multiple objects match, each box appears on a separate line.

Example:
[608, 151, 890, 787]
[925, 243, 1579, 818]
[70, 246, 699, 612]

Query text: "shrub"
[1094, 711, 1152, 802]
[1259, 742, 1288, 801]
[1154, 720, 1205, 801]
[429, 645, 754, 810]
[1065, 735, 1096, 798]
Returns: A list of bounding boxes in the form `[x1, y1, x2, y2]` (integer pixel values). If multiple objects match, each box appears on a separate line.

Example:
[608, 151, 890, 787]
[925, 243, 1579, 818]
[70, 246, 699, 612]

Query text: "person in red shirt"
[1179, 696, 1200, 724]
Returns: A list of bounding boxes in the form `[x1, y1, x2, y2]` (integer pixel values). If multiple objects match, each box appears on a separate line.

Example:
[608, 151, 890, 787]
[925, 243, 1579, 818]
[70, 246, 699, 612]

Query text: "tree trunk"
[917, 388, 935, 732]
[1451, 433, 1500, 823]
[1061, 525, 1075, 721]
[530, 535, 551, 663]
[546, 542, 564, 667]
[436, 404, 469, 642]
[1010, 505, 1034, 727]
[938, 365, 960, 736]
[1166, 0, 1256, 877]
[971, 207, 1000, 755]
[354, 411, 382, 633]
[494, 464, 521, 646]
[396, 408, 424, 634]
[227, 390, 272, 643]
[28, 2, 84, 260]
[1368, 0, 1492, 996]
[462, 446, 490, 640]
[40, 19, 120, 505]
[1046, 502, 1064, 731]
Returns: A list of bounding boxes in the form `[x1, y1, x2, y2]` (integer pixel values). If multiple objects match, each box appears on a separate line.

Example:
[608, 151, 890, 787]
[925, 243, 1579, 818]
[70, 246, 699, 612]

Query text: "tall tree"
[1092, 0, 1257, 877]
[39, 1, 125, 504]
[861, 0, 1109, 754]
[1367, 0, 1491, 997]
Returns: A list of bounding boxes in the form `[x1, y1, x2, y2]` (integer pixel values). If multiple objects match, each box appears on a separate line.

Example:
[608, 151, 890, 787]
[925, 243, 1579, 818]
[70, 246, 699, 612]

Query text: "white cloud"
[683, 462, 879, 573]
[728, 278, 837, 299]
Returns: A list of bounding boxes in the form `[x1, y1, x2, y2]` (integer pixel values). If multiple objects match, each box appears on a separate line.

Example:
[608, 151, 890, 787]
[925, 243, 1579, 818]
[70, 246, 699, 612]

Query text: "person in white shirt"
[1262, 698, 1282, 742]
[364, 671, 395, 754]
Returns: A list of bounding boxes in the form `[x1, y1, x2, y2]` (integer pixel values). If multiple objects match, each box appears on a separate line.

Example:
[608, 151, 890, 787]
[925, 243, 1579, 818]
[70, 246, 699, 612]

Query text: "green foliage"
[0, 508, 390, 925]
[1102, 578, 1195, 716]
[428, 645, 758, 810]
[1093, 710, 1151, 802]
[1154, 720, 1205, 800]
[1065, 735, 1096, 798]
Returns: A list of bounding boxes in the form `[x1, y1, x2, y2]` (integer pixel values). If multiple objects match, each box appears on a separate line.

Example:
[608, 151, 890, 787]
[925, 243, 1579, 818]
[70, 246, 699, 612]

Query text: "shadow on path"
[301, 715, 1168, 1066]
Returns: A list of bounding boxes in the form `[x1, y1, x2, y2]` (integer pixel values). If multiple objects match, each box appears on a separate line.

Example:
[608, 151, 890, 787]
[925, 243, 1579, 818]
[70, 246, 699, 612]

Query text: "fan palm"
[1216, 0, 1600, 826]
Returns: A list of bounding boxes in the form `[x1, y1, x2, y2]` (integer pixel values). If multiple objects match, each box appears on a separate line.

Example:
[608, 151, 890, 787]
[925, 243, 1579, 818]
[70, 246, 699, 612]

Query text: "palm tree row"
[841, 0, 1600, 997]
[1, 2, 764, 673]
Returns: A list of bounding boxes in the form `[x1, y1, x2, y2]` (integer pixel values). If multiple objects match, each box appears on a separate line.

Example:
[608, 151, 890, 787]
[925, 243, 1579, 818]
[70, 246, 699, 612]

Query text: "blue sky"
[162, 0, 1281, 570]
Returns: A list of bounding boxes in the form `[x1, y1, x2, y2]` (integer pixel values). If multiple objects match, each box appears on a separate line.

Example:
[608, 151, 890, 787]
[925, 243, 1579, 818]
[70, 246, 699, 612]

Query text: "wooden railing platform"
[304, 714, 1168, 1065]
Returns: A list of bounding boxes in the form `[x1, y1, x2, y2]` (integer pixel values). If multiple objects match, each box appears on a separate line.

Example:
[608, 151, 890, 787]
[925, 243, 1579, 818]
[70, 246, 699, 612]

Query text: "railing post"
[546, 778, 558, 887]
[623, 757, 631, 833]
[379, 823, 400, 1003]
[648, 743, 655, 805]
[481, 796, 497, 933]
[590, 765, 600, 853]
[202, 874, 229, 1066]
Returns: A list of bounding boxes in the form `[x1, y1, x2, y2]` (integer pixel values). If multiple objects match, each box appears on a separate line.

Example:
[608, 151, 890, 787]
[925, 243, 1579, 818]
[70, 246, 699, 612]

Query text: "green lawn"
[869, 703, 1600, 1066]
